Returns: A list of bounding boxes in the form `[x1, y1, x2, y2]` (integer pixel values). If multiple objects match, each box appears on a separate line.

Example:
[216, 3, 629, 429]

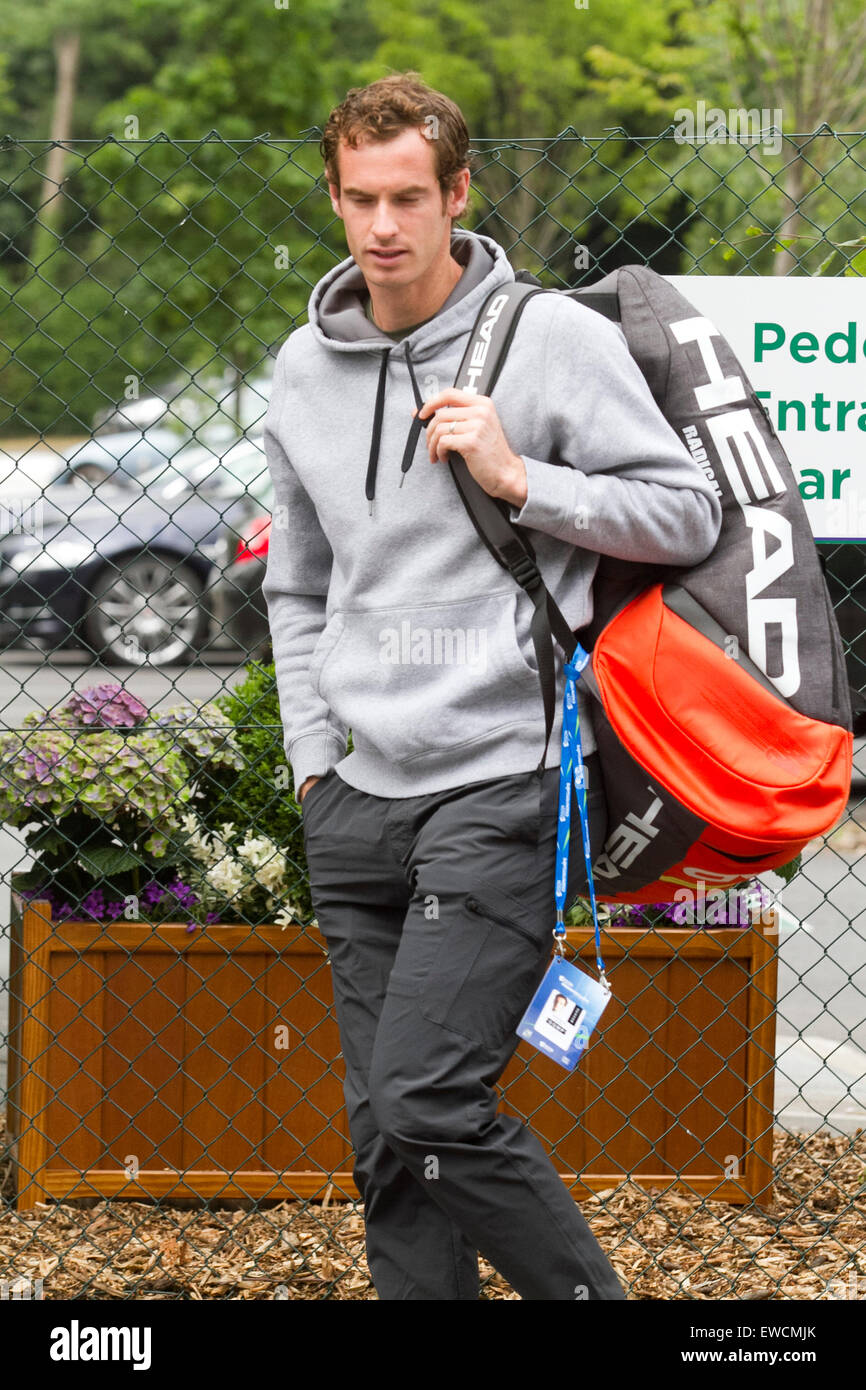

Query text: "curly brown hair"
[320, 72, 473, 204]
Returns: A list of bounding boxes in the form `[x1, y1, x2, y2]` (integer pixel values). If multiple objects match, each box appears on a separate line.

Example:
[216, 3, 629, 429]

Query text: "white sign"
[666, 276, 866, 541]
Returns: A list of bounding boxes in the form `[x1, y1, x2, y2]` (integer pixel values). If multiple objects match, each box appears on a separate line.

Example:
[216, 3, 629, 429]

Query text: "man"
[262, 71, 722, 1300]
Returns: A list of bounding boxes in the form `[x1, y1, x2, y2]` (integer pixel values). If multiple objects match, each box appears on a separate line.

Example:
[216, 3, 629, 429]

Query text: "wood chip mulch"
[1, 1120, 864, 1299]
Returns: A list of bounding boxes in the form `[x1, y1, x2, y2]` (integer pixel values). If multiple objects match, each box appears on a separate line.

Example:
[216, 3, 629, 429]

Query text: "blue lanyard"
[554, 644, 607, 987]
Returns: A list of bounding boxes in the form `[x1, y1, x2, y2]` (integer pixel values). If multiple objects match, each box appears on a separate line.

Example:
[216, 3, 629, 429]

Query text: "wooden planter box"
[6, 890, 777, 1212]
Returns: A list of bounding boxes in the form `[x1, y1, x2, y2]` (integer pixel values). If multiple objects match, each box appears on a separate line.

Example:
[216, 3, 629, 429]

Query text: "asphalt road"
[1, 651, 864, 1136]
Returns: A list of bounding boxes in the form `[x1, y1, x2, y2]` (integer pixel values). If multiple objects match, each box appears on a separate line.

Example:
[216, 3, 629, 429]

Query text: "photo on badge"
[517, 955, 611, 1071]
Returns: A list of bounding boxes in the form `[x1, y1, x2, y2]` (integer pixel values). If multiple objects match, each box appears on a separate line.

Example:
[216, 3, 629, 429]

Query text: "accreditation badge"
[517, 955, 611, 1071]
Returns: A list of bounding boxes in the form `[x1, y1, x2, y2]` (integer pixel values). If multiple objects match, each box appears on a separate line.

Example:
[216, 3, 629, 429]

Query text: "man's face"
[328, 126, 469, 289]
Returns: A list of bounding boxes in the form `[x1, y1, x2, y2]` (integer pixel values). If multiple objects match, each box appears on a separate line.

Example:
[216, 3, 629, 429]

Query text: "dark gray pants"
[300, 752, 627, 1301]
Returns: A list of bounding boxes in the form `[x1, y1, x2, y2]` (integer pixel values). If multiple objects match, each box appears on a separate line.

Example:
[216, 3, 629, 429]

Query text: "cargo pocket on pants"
[419, 889, 549, 1052]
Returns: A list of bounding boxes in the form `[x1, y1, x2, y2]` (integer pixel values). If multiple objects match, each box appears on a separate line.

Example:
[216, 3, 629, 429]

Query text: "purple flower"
[64, 683, 148, 729]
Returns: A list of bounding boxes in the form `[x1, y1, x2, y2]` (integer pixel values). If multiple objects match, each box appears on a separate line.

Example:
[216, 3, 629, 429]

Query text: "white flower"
[274, 901, 304, 930]
[178, 812, 219, 864]
[206, 853, 245, 895]
[254, 853, 288, 893]
[167, 816, 300, 920]
[237, 834, 274, 869]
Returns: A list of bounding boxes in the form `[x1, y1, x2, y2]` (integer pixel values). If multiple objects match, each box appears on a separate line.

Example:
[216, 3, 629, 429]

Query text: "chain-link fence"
[0, 128, 864, 1301]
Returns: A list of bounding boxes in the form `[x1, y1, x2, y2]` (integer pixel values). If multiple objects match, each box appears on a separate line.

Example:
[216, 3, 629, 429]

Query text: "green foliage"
[708, 228, 866, 277]
[209, 658, 350, 926]
[355, 0, 713, 276]
[211, 660, 296, 827]
[208, 659, 310, 917]
[4, 0, 866, 434]
[0, 0, 742, 439]
[0, 136, 336, 434]
[0, 0, 356, 434]
[817, 240, 866, 277]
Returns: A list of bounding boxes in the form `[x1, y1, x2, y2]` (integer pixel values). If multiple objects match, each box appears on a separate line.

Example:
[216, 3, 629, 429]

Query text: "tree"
[720, 0, 866, 273]
[354, 0, 713, 277]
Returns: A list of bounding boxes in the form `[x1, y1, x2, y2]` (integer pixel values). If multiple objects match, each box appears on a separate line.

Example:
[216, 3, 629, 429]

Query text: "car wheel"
[81, 552, 209, 666]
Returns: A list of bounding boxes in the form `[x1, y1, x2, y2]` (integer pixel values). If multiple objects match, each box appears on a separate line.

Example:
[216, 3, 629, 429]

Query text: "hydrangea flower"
[64, 683, 149, 728]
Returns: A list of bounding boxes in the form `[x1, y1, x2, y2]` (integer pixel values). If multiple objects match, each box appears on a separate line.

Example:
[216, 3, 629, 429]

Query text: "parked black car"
[0, 440, 268, 666]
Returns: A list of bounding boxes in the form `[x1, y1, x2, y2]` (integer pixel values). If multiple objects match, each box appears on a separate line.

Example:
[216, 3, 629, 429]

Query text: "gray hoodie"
[262, 228, 723, 798]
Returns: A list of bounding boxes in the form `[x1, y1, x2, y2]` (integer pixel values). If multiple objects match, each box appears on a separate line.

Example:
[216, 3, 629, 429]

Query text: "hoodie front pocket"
[316, 590, 542, 766]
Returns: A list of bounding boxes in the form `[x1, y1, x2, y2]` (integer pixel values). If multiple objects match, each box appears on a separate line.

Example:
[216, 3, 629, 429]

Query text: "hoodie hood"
[307, 229, 515, 513]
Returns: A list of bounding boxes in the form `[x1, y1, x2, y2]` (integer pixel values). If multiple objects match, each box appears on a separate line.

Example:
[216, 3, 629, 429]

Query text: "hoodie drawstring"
[365, 347, 391, 517]
[365, 339, 430, 517]
[399, 342, 427, 489]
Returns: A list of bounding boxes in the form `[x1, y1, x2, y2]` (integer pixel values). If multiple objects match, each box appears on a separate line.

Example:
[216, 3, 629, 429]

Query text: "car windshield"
[136, 441, 268, 501]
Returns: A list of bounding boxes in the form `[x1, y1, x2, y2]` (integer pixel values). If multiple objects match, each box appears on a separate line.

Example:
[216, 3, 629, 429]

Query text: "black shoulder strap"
[569, 289, 621, 323]
[448, 281, 581, 775]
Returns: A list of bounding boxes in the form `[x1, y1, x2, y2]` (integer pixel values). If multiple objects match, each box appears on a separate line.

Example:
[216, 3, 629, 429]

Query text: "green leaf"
[773, 853, 801, 886]
[27, 826, 66, 853]
[848, 247, 866, 276]
[818, 248, 845, 276]
[745, 226, 764, 237]
[11, 868, 52, 891]
[78, 845, 145, 877]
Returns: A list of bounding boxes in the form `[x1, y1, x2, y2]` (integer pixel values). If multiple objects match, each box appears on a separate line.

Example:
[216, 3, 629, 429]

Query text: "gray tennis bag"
[447, 266, 853, 903]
